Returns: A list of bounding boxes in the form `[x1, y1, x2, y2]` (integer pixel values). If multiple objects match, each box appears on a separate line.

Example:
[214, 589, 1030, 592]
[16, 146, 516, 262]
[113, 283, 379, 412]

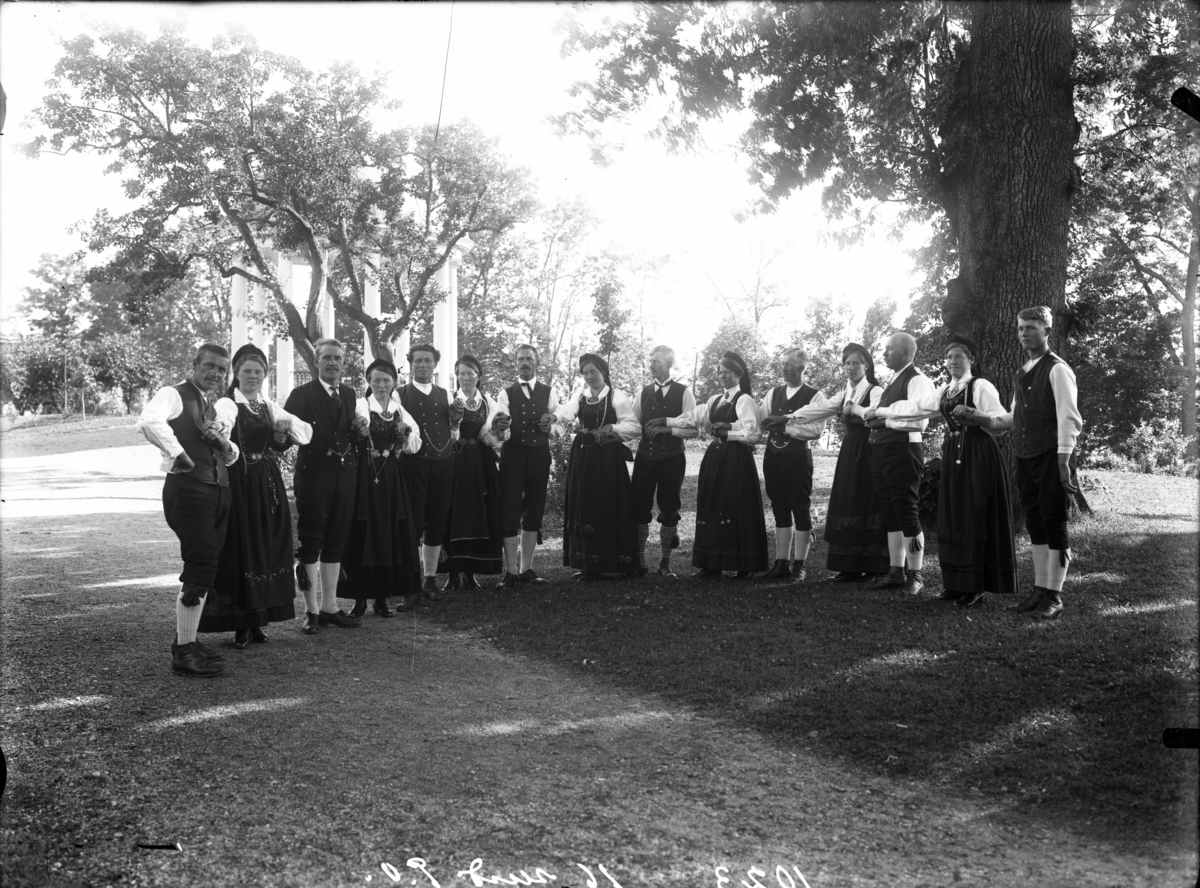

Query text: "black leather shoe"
[956, 591, 985, 608]
[172, 642, 224, 677]
[520, 569, 548, 585]
[657, 558, 677, 578]
[498, 572, 521, 590]
[903, 569, 924, 595]
[350, 599, 367, 618]
[693, 568, 722, 579]
[763, 559, 791, 580]
[394, 594, 419, 611]
[373, 599, 393, 618]
[177, 636, 227, 662]
[869, 567, 906, 588]
[443, 572, 461, 593]
[233, 630, 249, 649]
[250, 627, 269, 643]
[936, 589, 962, 601]
[791, 561, 807, 582]
[632, 564, 650, 577]
[422, 576, 444, 601]
[318, 609, 362, 628]
[302, 612, 319, 635]
[462, 572, 480, 590]
[831, 572, 863, 583]
[1011, 588, 1045, 613]
[1030, 591, 1063, 620]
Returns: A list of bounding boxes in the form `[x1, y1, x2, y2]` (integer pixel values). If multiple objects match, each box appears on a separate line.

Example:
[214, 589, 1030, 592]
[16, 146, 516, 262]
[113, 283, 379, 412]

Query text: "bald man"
[856, 332, 936, 595]
[759, 347, 820, 581]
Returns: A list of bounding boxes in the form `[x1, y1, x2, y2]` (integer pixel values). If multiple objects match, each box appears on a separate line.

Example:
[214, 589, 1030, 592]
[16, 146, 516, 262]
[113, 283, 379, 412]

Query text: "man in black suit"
[284, 338, 364, 633]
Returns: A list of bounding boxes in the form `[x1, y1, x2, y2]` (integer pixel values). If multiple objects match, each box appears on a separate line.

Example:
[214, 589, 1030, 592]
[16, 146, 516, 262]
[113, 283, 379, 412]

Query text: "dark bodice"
[708, 393, 742, 426]
[367, 409, 401, 452]
[458, 396, 488, 441]
[233, 400, 274, 464]
[577, 392, 616, 431]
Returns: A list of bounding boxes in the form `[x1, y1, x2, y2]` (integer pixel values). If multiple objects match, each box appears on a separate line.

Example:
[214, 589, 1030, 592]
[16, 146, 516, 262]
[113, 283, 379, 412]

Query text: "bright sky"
[0, 1, 924, 371]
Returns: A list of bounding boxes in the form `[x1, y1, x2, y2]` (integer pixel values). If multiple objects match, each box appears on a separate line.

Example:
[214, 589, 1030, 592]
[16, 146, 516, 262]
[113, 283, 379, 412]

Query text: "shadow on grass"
[424, 521, 1199, 851]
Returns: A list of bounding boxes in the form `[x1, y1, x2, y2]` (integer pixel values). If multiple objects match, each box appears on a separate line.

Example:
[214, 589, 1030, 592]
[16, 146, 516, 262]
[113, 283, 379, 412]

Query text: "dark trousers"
[294, 460, 357, 563]
[1016, 449, 1070, 549]
[630, 452, 686, 526]
[498, 444, 551, 536]
[763, 449, 814, 530]
[403, 455, 455, 546]
[870, 441, 923, 537]
[163, 473, 231, 587]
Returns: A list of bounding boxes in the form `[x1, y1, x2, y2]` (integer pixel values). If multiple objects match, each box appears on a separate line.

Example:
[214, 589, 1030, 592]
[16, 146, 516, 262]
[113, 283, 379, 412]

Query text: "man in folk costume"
[759, 347, 823, 581]
[138, 343, 240, 676]
[283, 338, 365, 634]
[398, 344, 464, 601]
[856, 332, 937, 594]
[958, 306, 1082, 619]
[487, 343, 562, 589]
[633, 345, 698, 577]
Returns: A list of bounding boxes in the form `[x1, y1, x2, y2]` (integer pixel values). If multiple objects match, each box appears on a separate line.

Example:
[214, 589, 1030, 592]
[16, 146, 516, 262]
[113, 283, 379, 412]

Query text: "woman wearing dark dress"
[668, 351, 769, 577]
[342, 358, 424, 616]
[822, 343, 890, 580]
[439, 355, 505, 591]
[554, 353, 641, 579]
[872, 335, 1016, 606]
[202, 344, 312, 648]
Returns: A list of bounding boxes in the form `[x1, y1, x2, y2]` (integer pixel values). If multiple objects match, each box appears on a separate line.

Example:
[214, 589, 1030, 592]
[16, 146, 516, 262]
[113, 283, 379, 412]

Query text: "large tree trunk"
[940, 0, 1079, 528]
[1183, 186, 1198, 459]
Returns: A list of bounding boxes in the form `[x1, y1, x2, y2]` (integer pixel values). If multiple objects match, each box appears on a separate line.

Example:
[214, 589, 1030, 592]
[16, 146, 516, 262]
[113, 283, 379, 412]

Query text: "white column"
[447, 250, 461, 372]
[432, 256, 452, 390]
[250, 279, 268, 345]
[363, 252, 381, 360]
[230, 268, 248, 351]
[394, 329, 411, 381]
[275, 254, 295, 403]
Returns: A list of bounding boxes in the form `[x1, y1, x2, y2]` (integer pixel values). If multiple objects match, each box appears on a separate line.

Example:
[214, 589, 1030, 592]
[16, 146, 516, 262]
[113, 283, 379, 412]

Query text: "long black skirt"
[692, 440, 770, 572]
[562, 435, 638, 574]
[825, 426, 890, 575]
[201, 455, 296, 632]
[339, 450, 423, 600]
[439, 440, 504, 576]
[938, 429, 1017, 595]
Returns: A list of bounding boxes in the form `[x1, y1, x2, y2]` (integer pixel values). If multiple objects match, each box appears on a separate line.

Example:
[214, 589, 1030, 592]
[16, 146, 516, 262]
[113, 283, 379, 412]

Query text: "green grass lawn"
[423, 449, 1198, 848]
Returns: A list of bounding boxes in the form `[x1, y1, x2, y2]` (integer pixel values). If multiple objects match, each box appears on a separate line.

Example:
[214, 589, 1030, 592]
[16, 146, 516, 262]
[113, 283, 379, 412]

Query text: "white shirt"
[486, 379, 563, 442]
[875, 373, 1007, 439]
[780, 379, 881, 439]
[630, 378, 699, 441]
[669, 385, 762, 444]
[137, 381, 241, 472]
[355, 392, 422, 455]
[851, 363, 936, 443]
[553, 385, 641, 441]
[998, 356, 1082, 454]
[216, 388, 314, 446]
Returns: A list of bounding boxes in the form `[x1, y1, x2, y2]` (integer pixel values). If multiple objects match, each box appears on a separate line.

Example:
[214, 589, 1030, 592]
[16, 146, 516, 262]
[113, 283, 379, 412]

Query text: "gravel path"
[1, 445, 1190, 887]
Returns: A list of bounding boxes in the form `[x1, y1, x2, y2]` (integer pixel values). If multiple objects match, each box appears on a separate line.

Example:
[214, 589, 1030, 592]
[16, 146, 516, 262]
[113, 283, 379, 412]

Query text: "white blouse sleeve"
[267, 400, 313, 446]
[397, 403, 422, 455]
[668, 395, 711, 430]
[971, 379, 1008, 439]
[553, 389, 582, 424]
[213, 397, 241, 465]
[726, 394, 762, 444]
[610, 389, 641, 441]
[788, 389, 846, 423]
[876, 383, 944, 421]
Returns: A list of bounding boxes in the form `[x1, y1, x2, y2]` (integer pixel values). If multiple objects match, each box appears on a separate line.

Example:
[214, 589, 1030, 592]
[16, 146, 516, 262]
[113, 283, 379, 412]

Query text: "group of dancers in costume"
[140, 305, 1081, 677]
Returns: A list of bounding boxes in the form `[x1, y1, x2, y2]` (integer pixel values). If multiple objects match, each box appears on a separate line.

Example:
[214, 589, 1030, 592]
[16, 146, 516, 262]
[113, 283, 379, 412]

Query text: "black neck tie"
[522, 383, 532, 399]
[655, 386, 665, 402]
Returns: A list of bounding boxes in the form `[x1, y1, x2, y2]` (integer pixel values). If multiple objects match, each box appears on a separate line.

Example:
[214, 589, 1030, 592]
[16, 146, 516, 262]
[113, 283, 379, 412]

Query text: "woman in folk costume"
[554, 353, 641, 579]
[669, 351, 769, 577]
[870, 335, 1016, 606]
[341, 358, 424, 616]
[202, 344, 313, 648]
[438, 355, 505, 590]
[785, 343, 891, 580]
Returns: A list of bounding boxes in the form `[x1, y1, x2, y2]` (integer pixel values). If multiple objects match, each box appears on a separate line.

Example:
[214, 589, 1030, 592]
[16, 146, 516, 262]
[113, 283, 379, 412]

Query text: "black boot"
[172, 642, 224, 677]
[442, 572, 461, 593]
[763, 559, 791, 580]
[350, 599, 367, 618]
[373, 598, 393, 618]
[462, 572, 480, 590]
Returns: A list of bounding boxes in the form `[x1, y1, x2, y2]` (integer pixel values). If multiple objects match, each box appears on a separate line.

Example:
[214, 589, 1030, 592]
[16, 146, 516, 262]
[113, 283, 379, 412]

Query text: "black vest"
[870, 364, 923, 445]
[167, 382, 229, 487]
[399, 382, 455, 461]
[637, 380, 687, 461]
[1013, 352, 1066, 458]
[765, 383, 817, 454]
[505, 381, 551, 448]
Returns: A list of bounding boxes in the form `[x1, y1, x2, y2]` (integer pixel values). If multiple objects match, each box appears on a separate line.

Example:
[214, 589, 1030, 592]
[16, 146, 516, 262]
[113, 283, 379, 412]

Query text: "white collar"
[320, 379, 340, 397]
[233, 388, 265, 406]
[784, 382, 804, 398]
[516, 378, 536, 389]
[365, 391, 403, 414]
[652, 377, 673, 389]
[454, 388, 482, 403]
[411, 380, 433, 395]
[847, 376, 871, 397]
[947, 371, 974, 392]
[584, 384, 610, 401]
[722, 385, 740, 401]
